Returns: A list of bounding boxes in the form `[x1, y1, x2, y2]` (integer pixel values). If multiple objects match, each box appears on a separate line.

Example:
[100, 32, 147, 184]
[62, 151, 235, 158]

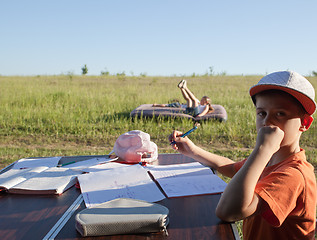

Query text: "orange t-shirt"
[234, 149, 316, 240]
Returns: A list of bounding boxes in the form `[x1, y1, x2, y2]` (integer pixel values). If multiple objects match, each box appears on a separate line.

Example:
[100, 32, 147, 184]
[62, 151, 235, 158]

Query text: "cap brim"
[250, 84, 317, 115]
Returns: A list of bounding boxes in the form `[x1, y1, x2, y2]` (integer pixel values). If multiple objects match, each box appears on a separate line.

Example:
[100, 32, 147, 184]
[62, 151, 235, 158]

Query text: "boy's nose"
[263, 114, 273, 126]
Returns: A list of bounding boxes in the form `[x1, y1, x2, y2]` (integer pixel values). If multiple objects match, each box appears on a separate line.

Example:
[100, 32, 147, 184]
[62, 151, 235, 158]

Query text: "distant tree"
[101, 67, 109, 76]
[139, 72, 147, 77]
[116, 71, 126, 76]
[208, 66, 214, 76]
[312, 71, 317, 77]
[81, 65, 88, 75]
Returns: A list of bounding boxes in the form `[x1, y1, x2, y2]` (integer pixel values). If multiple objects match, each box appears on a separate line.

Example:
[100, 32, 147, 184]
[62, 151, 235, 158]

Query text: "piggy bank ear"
[300, 115, 313, 131]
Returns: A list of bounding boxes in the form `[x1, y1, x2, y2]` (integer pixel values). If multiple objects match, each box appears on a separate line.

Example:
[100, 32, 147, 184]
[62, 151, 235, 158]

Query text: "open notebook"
[0, 167, 81, 195]
[145, 162, 227, 198]
[78, 162, 227, 208]
[78, 164, 166, 208]
[0, 155, 118, 195]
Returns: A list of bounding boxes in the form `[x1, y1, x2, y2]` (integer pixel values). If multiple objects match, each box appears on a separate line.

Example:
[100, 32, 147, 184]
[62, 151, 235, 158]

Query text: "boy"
[170, 71, 316, 239]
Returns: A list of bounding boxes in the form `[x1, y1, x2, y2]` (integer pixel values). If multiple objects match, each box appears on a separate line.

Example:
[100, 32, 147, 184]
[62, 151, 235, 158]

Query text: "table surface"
[0, 154, 240, 240]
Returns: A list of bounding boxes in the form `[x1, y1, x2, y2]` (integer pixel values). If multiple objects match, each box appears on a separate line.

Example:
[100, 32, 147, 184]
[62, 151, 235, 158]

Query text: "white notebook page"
[78, 164, 165, 208]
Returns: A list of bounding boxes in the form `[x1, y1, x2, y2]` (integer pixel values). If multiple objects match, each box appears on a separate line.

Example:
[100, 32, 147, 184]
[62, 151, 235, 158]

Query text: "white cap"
[249, 71, 316, 115]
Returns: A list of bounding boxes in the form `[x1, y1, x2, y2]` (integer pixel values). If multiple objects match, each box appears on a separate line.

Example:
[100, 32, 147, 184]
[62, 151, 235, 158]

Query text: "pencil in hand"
[170, 123, 200, 145]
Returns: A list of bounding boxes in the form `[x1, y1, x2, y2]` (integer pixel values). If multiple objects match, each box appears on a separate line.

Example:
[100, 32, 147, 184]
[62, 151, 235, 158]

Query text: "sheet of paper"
[155, 174, 227, 198]
[59, 156, 118, 170]
[146, 162, 214, 179]
[78, 164, 166, 208]
[12, 157, 61, 169]
[80, 162, 128, 173]
[146, 162, 226, 198]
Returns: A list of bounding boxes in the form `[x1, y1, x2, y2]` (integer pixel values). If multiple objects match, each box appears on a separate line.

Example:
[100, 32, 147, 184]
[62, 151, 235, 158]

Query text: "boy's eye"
[276, 112, 285, 117]
[257, 111, 266, 117]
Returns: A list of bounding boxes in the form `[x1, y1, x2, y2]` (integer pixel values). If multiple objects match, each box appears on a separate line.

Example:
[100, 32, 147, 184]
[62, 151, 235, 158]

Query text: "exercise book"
[145, 162, 227, 198]
[8, 167, 81, 195]
[0, 167, 49, 191]
[78, 164, 166, 208]
[78, 162, 227, 208]
[11, 156, 61, 169]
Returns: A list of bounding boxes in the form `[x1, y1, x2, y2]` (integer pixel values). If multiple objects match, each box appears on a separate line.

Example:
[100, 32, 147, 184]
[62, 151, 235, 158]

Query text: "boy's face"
[255, 91, 304, 147]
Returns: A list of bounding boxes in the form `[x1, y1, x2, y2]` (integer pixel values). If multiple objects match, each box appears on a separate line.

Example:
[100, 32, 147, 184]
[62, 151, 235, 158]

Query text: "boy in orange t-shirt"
[170, 71, 316, 239]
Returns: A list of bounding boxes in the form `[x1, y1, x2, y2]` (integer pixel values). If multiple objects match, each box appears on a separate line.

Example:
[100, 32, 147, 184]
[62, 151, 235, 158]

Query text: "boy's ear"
[300, 115, 314, 131]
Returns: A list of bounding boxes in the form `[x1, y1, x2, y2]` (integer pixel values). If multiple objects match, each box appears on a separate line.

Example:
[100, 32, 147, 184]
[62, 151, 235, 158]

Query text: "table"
[0, 154, 240, 240]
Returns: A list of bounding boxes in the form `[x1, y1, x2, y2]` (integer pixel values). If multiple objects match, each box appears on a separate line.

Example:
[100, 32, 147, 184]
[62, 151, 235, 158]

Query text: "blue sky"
[1, 1, 317, 76]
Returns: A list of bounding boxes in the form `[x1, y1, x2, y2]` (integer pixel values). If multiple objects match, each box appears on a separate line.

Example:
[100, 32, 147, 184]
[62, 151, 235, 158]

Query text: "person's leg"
[180, 88, 193, 107]
[182, 82, 199, 107]
[152, 104, 167, 107]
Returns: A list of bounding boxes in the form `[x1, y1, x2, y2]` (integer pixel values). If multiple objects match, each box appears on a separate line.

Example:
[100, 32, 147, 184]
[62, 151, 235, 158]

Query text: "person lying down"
[153, 79, 214, 118]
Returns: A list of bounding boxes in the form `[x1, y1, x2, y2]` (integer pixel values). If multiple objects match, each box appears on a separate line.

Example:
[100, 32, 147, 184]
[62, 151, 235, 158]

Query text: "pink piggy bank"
[113, 130, 158, 163]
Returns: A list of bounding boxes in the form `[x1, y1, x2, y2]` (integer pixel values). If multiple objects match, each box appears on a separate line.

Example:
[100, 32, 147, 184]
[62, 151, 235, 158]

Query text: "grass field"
[0, 74, 316, 169]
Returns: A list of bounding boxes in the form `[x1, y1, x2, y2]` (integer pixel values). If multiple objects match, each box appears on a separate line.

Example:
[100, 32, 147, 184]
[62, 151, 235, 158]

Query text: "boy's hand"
[169, 130, 195, 155]
[256, 126, 284, 154]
